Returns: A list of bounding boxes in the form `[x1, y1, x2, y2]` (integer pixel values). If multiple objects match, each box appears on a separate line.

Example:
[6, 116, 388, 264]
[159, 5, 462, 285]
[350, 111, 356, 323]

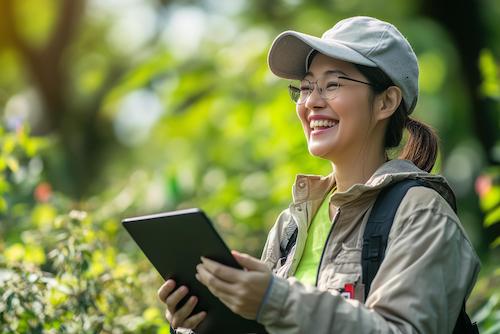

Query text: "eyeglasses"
[288, 75, 373, 104]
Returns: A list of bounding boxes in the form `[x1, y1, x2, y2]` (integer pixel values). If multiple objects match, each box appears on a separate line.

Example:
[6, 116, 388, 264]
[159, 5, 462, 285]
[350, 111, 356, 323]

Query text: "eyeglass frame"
[288, 75, 373, 104]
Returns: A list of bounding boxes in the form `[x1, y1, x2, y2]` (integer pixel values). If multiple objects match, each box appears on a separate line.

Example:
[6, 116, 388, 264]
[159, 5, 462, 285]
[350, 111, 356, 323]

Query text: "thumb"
[232, 250, 269, 272]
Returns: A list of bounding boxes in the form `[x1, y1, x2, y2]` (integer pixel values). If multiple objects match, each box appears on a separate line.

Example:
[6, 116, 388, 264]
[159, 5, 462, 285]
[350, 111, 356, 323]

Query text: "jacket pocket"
[334, 243, 362, 266]
[327, 244, 362, 282]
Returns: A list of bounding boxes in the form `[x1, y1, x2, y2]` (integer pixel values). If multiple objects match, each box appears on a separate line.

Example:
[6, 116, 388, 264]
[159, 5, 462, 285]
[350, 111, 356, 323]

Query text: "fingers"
[196, 262, 235, 297]
[231, 250, 269, 272]
[181, 310, 207, 329]
[195, 257, 272, 321]
[158, 279, 208, 330]
[158, 279, 176, 303]
[199, 256, 241, 283]
[170, 295, 199, 329]
[166, 285, 189, 312]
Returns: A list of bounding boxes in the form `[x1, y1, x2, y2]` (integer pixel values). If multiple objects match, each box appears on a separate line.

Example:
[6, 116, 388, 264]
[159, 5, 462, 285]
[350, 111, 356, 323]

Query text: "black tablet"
[122, 208, 267, 334]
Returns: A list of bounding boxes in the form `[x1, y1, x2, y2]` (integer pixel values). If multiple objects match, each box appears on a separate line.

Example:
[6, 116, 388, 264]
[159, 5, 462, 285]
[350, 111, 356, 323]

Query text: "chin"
[308, 145, 335, 160]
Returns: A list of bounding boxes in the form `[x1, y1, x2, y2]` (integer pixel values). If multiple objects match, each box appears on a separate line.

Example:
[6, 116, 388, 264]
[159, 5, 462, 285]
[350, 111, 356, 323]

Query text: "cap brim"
[268, 31, 376, 79]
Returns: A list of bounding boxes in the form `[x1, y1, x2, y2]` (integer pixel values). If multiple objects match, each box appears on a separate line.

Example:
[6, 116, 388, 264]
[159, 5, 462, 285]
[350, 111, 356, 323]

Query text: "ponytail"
[384, 105, 439, 173]
[398, 117, 439, 173]
[354, 63, 440, 173]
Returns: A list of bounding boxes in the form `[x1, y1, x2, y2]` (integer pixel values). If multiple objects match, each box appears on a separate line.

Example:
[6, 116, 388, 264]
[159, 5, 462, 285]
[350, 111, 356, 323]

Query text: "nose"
[304, 82, 326, 109]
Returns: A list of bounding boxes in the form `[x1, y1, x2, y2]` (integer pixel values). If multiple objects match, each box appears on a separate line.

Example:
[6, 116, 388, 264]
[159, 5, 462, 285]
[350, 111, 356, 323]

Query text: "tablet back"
[122, 208, 267, 334]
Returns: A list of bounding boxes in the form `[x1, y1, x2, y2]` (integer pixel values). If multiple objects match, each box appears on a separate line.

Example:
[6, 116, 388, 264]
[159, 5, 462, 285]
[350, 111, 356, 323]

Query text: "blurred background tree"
[0, 0, 499, 332]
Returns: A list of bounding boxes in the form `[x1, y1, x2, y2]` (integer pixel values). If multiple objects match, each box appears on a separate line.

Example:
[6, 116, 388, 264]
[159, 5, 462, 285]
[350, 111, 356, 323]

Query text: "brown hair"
[354, 64, 439, 173]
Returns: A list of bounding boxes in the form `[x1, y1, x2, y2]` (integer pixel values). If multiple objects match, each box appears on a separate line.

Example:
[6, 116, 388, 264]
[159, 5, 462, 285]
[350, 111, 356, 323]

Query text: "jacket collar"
[291, 159, 455, 208]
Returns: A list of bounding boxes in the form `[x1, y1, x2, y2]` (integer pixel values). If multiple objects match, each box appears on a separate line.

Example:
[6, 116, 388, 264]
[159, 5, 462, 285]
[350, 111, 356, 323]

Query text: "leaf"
[2, 137, 16, 154]
[0, 196, 7, 213]
[0, 157, 6, 172]
[6, 292, 16, 309]
[25, 245, 46, 265]
[157, 324, 171, 334]
[48, 287, 67, 307]
[479, 49, 500, 98]
[142, 307, 161, 322]
[0, 177, 11, 193]
[22, 138, 40, 157]
[113, 262, 134, 279]
[485, 205, 500, 227]
[5, 156, 19, 173]
[32, 204, 57, 229]
[4, 243, 25, 264]
[481, 186, 500, 212]
[491, 236, 500, 249]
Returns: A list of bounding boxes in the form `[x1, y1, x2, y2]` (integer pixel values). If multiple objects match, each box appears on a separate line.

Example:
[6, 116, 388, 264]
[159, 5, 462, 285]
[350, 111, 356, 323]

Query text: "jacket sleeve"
[257, 187, 480, 334]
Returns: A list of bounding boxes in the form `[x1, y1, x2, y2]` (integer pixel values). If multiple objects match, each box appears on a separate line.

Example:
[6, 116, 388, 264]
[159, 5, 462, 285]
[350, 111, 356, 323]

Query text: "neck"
[332, 150, 387, 193]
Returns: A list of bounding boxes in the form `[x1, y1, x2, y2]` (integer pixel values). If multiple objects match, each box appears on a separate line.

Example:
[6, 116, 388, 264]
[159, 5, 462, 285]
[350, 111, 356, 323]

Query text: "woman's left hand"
[195, 250, 272, 320]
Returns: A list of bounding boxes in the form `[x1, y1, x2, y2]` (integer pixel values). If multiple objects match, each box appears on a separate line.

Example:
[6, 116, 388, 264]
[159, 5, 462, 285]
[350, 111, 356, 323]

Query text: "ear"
[374, 86, 402, 121]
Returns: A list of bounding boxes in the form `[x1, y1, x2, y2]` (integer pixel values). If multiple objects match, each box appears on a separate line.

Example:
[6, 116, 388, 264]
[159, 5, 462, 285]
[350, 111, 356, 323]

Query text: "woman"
[158, 16, 480, 334]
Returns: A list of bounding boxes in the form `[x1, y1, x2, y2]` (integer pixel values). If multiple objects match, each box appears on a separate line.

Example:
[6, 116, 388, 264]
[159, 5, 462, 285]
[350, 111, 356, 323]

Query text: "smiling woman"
[157, 16, 480, 334]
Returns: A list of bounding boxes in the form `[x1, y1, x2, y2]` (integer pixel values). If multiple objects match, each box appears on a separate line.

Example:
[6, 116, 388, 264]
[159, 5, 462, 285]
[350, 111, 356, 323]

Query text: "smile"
[309, 119, 339, 132]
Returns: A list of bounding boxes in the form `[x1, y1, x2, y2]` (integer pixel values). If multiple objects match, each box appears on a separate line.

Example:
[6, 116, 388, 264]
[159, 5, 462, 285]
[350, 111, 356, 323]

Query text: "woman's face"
[296, 53, 376, 162]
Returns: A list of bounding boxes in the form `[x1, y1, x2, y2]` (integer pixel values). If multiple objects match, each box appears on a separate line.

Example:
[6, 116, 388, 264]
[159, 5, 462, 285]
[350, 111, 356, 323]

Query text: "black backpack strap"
[280, 227, 298, 265]
[362, 179, 425, 300]
[453, 302, 479, 334]
[284, 228, 298, 257]
[362, 179, 478, 333]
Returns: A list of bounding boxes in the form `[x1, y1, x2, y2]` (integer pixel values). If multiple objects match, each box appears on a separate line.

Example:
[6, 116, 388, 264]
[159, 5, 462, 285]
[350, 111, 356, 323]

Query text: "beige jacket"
[257, 159, 480, 334]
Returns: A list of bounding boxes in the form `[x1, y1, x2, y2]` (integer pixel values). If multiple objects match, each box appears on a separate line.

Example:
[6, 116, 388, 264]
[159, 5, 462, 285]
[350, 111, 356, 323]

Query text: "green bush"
[0, 126, 170, 333]
[0, 211, 170, 334]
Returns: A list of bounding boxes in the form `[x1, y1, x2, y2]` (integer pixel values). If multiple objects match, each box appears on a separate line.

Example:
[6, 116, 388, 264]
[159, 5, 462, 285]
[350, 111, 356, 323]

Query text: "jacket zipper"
[315, 207, 341, 287]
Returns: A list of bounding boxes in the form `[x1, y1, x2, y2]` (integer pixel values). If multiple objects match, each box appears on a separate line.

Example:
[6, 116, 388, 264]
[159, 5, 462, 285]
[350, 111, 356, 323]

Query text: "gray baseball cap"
[268, 16, 419, 114]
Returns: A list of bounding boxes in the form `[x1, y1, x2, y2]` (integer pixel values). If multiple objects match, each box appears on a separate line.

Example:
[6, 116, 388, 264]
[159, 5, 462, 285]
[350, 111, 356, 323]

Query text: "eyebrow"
[303, 69, 348, 78]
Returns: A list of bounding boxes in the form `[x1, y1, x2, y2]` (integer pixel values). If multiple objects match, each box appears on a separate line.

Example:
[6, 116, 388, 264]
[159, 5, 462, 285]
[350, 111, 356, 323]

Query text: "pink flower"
[34, 182, 52, 202]
[475, 174, 492, 198]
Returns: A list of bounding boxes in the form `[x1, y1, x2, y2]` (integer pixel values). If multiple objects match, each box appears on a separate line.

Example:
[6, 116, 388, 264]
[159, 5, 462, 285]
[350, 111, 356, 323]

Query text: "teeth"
[309, 119, 338, 129]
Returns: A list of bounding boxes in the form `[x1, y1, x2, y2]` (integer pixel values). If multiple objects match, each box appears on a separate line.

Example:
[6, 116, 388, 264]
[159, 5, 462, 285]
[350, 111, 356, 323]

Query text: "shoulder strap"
[362, 179, 425, 300]
[362, 179, 478, 333]
[453, 302, 479, 334]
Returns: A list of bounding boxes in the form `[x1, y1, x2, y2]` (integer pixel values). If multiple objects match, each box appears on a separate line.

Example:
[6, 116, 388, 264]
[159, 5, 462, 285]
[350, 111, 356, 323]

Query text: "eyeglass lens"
[289, 74, 342, 104]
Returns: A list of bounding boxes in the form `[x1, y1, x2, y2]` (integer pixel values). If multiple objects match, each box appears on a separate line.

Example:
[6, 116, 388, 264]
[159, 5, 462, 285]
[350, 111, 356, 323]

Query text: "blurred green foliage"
[471, 26, 500, 333]
[470, 168, 500, 334]
[0, 0, 499, 333]
[0, 124, 169, 333]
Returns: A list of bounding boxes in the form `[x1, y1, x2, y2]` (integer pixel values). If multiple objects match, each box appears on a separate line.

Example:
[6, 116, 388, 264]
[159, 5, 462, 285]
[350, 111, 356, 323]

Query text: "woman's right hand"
[157, 279, 207, 330]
